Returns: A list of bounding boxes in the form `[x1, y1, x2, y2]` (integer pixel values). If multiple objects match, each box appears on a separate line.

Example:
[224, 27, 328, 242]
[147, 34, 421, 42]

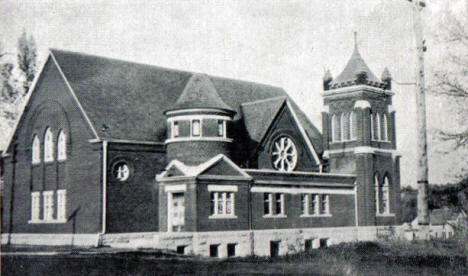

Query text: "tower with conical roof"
[321, 34, 401, 226]
[164, 74, 236, 165]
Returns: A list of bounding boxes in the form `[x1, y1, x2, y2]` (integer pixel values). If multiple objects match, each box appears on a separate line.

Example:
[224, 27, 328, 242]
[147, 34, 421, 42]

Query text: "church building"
[1, 40, 401, 257]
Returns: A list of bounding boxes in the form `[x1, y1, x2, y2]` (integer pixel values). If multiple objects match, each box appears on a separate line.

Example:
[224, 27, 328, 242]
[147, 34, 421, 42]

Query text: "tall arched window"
[32, 135, 40, 164]
[44, 128, 54, 162]
[370, 113, 375, 140]
[374, 174, 380, 214]
[57, 130, 67, 161]
[342, 113, 350, 141]
[375, 113, 381, 141]
[382, 114, 388, 141]
[332, 114, 341, 142]
[350, 111, 357, 140]
[381, 176, 390, 214]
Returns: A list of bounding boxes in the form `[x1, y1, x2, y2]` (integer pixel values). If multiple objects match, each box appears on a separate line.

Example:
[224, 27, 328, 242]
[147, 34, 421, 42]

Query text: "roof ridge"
[240, 95, 287, 106]
[49, 48, 284, 91]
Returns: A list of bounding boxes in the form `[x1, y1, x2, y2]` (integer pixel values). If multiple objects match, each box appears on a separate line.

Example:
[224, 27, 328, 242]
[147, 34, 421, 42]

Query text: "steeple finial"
[353, 31, 358, 50]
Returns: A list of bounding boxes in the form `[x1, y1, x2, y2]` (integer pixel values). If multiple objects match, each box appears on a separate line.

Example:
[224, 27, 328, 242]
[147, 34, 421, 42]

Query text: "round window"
[271, 136, 298, 172]
[113, 162, 130, 181]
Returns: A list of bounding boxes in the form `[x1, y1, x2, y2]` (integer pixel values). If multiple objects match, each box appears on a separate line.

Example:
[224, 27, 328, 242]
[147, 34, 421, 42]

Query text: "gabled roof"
[329, 42, 383, 89]
[157, 154, 252, 180]
[48, 49, 323, 157]
[240, 96, 286, 143]
[166, 74, 235, 114]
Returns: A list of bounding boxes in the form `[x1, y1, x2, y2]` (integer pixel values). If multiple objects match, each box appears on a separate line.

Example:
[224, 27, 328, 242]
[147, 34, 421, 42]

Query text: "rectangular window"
[43, 191, 55, 221]
[173, 121, 179, 138]
[311, 194, 319, 215]
[31, 192, 41, 221]
[57, 190, 67, 220]
[192, 119, 200, 136]
[264, 193, 271, 215]
[227, 243, 237, 258]
[264, 193, 284, 216]
[210, 244, 219, 257]
[320, 194, 329, 215]
[217, 120, 224, 137]
[211, 192, 234, 216]
[301, 194, 309, 215]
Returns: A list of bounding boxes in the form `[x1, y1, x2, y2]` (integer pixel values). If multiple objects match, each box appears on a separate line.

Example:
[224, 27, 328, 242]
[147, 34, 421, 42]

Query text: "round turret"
[164, 74, 236, 165]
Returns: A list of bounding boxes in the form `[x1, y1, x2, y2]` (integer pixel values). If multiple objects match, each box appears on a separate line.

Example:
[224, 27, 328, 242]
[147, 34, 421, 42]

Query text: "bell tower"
[321, 35, 401, 226]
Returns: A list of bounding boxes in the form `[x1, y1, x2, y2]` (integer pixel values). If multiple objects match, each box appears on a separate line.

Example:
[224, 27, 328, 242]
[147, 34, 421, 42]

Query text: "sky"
[1, 0, 466, 186]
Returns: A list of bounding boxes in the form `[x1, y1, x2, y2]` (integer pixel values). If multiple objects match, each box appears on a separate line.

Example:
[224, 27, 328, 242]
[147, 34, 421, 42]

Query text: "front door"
[169, 193, 185, 232]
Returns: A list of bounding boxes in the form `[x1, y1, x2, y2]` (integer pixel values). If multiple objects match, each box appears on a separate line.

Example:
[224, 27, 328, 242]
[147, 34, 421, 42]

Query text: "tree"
[430, 9, 468, 150]
[17, 30, 37, 95]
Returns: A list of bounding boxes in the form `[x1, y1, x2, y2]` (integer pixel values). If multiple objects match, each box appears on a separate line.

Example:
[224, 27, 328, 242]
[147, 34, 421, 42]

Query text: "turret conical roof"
[166, 73, 235, 114]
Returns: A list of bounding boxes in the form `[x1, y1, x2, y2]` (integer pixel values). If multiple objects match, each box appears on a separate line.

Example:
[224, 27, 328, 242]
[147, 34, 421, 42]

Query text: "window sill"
[263, 214, 287, 218]
[376, 213, 395, 217]
[300, 214, 332, 218]
[31, 162, 41, 166]
[28, 219, 67, 224]
[209, 214, 238, 219]
[330, 140, 357, 144]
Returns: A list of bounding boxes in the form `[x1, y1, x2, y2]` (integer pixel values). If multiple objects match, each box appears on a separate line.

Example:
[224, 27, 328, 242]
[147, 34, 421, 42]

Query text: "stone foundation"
[4, 224, 453, 258]
[1, 233, 100, 247]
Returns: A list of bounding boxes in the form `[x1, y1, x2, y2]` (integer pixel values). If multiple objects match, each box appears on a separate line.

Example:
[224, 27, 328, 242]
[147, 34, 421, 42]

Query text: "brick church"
[1, 40, 401, 257]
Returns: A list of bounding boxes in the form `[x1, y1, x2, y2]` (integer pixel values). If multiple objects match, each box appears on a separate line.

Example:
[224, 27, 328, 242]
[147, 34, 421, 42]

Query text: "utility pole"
[408, 0, 430, 231]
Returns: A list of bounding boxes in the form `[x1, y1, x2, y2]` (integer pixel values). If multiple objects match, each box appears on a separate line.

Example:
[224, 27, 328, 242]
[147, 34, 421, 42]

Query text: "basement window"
[209, 244, 219, 257]
[227, 243, 237, 258]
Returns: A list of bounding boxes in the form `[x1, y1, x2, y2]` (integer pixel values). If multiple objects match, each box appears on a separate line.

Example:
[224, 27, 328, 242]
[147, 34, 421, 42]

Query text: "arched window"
[374, 174, 380, 214]
[342, 113, 350, 141]
[350, 111, 357, 140]
[332, 114, 341, 142]
[375, 113, 381, 141]
[32, 135, 40, 164]
[370, 113, 375, 140]
[44, 128, 54, 162]
[57, 130, 67, 161]
[381, 177, 390, 214]
[382, 114, 388, 141]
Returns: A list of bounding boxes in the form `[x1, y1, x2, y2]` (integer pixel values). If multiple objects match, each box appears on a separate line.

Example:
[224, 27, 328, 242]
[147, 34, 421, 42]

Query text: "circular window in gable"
[271, 136, 298, 172]
[112, 161, 131, 182]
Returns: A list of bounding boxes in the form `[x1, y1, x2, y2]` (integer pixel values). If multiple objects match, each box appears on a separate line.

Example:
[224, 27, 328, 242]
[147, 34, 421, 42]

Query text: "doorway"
[169, 192, 185, 232]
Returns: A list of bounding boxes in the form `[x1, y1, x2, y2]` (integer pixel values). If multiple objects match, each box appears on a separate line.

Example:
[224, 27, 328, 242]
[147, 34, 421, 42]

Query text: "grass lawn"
[2, 239, 467, 276]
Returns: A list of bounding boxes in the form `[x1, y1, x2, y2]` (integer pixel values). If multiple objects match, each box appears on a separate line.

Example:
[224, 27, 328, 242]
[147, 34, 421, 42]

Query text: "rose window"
[271, 136, 298, 172]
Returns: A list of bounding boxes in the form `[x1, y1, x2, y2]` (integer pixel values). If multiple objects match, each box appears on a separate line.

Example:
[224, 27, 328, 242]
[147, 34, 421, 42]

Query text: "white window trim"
[383, 114, 389, 141]
[376, 113, 381, 141]
[57, 189, 67, 220]
[44, 128, 54, 163]
[43, 190, 55, 222]
[191, 119, 201, 137]
[209, 191, 236, 218]
[166, 115, 233, 143]
[172, 121, 179, 138]
[165, 184, 187, 192]
[207, 185, 238, 192]
[350, 111, 357, 141]
[57, 131, 67, 161]
[263, 193, 287, 218]
[330, 114, 335, 142]
[32, 136, 41, 164]
[30, 191, 41, 222]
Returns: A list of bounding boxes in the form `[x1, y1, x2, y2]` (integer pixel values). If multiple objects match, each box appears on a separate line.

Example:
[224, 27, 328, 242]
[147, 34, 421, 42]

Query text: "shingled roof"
[329, 42, 384, 89]
[50, 49, 323, 155]
[166, 73, 235, 114]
